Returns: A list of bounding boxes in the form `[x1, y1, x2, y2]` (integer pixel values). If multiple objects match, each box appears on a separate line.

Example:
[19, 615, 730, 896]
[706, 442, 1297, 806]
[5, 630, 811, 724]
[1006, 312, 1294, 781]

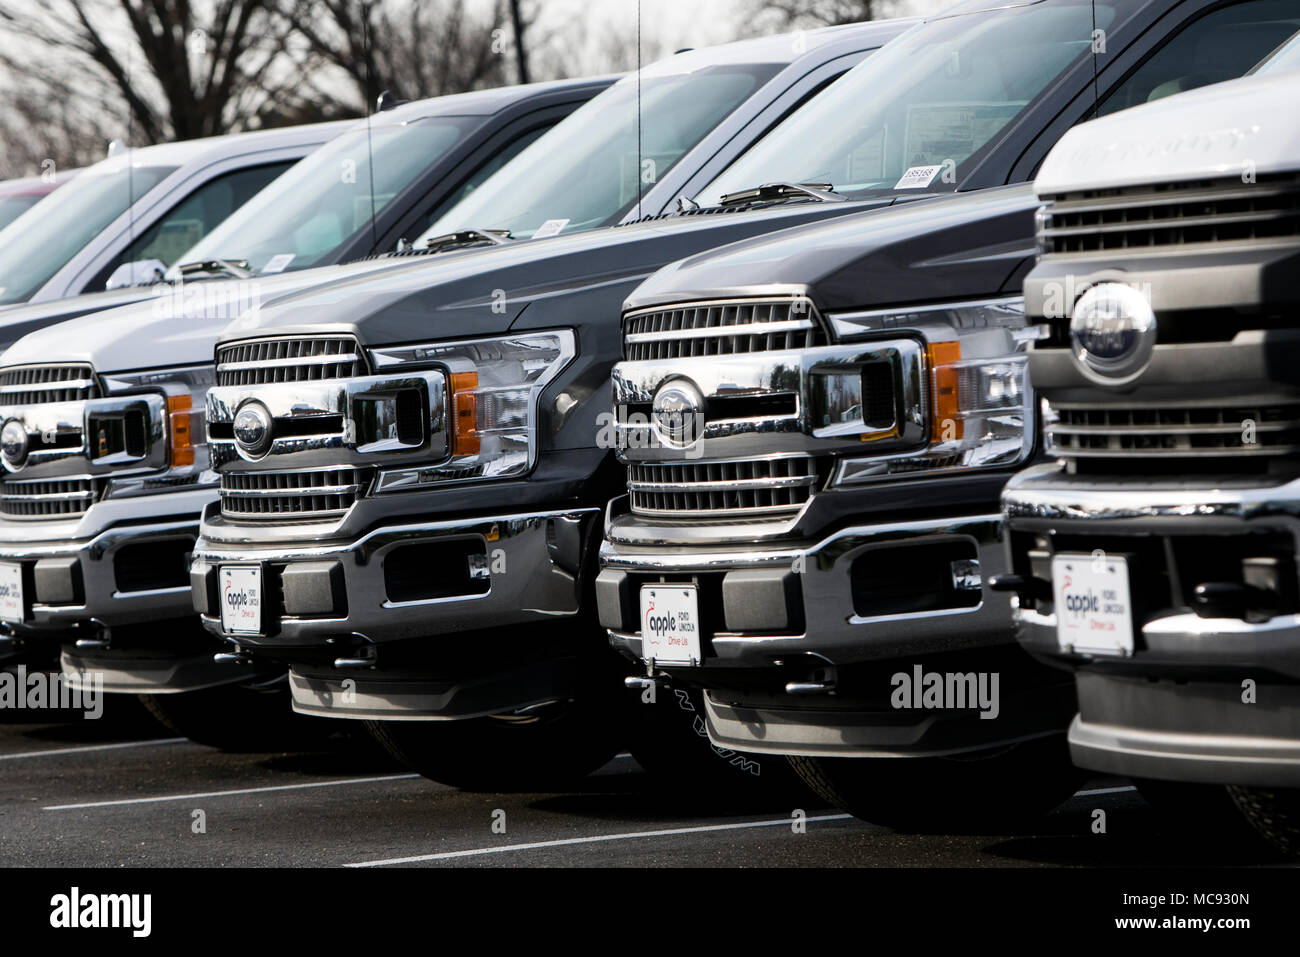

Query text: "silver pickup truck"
[999, 65, 1300, 856]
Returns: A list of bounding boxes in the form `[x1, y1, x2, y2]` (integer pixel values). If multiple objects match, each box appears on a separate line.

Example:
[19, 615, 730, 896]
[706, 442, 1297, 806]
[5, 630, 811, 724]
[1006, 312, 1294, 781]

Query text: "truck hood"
[214, 196, 920, 345]
[625, 183, 1041, 314]
[1036, 70, 1300, 195]
[0, 259, 423, 373]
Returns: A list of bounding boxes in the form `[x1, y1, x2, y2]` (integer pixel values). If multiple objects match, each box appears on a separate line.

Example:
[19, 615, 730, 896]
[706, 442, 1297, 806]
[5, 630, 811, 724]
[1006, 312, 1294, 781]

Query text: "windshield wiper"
[423, 229, 513, 253]
[175, 258, 252, 280]
[716, 182, 844, 208]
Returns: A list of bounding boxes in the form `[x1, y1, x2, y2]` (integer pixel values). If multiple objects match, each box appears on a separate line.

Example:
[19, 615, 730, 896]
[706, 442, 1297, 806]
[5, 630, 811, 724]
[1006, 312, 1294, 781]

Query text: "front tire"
[788, 734, 1084, 831]
[367, 696, 624, 792]
[627, 681, 800, 795]
[1227, 786, 1300, 858]
[138, 678, 327, 752]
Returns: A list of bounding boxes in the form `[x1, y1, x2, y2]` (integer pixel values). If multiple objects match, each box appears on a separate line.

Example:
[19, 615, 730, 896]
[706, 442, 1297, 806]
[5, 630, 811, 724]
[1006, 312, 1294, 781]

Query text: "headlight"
[98, 364, 214, 491]
[369, 330, 575, 489]
[827, 297, 1044, 485]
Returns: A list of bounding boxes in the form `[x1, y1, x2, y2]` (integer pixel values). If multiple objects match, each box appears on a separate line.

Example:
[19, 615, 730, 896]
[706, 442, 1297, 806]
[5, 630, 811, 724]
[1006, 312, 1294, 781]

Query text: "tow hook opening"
[774, 652, 837, 695]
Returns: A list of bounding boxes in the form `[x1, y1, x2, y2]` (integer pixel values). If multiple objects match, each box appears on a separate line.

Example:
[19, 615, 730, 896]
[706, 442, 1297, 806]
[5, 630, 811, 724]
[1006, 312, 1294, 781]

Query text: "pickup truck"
[5, 23, 909, 749]
[999, 66, 1300, 856]
[0, 78, 613, 353]
[186, 0, 1292, 789]
[0, 121, 351, 309]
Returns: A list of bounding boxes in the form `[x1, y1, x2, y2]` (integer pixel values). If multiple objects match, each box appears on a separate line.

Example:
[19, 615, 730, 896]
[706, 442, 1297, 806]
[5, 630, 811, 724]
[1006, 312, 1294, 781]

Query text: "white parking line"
[345, 813, 856, 867]
[1075, 785, 1137, 797]
[44, 773, 422, 810]
[0, 737, 187, 761]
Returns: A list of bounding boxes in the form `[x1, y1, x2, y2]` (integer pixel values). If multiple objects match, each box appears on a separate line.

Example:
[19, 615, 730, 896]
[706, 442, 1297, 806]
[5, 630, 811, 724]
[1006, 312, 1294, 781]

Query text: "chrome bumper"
[1003, 465, 1300, 680]
[0, 514, 199, 634]
[191, 506, 600, 649]
[598, 509, 1012, 668]
[1004, 466, 1300, 785]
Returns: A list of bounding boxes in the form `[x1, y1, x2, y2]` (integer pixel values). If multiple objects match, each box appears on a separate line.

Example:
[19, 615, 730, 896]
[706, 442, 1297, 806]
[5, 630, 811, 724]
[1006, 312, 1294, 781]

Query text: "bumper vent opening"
[114, 538, 195, 593]
[383, 541, 490, 603]
[850, 540, 981, 618]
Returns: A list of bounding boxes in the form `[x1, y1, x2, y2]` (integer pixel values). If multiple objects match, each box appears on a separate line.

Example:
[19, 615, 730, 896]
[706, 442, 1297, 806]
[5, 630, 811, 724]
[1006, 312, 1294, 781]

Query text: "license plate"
[219, 565, 263, 635]
[1052, 553, 1134, 656]
[639, 584, 702, 665]
[0, 562, 23, 624]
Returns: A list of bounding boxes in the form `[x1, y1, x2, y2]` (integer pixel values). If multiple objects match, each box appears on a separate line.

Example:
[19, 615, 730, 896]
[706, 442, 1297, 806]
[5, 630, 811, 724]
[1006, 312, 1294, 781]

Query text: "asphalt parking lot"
[0, 697, 1288, 869]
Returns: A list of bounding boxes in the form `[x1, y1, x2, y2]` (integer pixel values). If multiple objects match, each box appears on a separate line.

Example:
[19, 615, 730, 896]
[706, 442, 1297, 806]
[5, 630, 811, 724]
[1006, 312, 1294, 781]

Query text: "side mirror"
[104, 259, 167, 290]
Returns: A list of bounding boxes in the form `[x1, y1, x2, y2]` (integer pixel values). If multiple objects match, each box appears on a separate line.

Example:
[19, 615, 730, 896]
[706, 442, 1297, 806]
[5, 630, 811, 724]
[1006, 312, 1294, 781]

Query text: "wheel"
[366, 695, 624, 792]
[1227, 785, 1300, 859]
[138, 677, 330, 752]
[627, 681, 801, 795]
[1133, 777, 1255, 832]
[788, 734, 1084, 831]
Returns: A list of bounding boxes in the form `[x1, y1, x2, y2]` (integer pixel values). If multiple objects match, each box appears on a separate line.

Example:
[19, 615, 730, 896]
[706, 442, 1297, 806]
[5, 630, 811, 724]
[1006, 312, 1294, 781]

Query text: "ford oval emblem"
[1069, 282, 1157, 384]
[233, 402, 274, 457]
[651, 380, 704, 448]
[0, 419, 28, 469]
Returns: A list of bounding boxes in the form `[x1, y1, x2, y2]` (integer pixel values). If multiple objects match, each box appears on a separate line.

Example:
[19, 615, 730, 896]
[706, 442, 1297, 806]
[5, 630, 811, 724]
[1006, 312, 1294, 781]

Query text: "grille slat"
[627, 456, 819, 518]
[1041, 174, 1300, 255]
[0, 476, 104, 518]
[215, 337, 363, 387]
[1049, 404, 1300, 458]
[0, 364, 99, 405]
[219, 468, 370, 520]
[624, 299, 825, 361]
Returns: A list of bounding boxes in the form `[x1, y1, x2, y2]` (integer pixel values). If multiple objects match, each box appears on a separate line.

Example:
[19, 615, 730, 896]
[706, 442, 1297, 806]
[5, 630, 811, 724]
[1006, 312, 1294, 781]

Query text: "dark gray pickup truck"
[190, 0, 1295, 788]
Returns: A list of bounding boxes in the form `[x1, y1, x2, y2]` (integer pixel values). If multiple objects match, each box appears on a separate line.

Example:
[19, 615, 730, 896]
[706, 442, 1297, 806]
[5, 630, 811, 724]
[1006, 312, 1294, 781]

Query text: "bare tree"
[284, 0, 516, 110]
[743, 0, 910, 30]
[0, 0, 329, 147]
[508, 0, 530, 83]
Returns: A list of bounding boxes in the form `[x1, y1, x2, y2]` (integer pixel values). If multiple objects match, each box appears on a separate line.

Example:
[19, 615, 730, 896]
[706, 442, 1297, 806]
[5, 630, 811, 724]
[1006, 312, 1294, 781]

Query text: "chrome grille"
[219, 467, 370, 520]
[624, 299, 826, 361]
[0, 476, 103, 518]
[1049, 403, 1300, 458]
[1040, 174, 1300, 255]
[0, 364, 99, 404]
[216, 337, 363, 386]
[628, 456, 820, 517]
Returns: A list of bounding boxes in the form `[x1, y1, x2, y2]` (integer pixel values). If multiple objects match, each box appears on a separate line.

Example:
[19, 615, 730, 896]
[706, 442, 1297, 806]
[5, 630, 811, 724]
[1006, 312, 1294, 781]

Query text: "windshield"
[419, 64, 779, 241]
[1257, 31, 1300, 73]
[697, 0, 1112, 206]
[0, 159, 175, 305]
[170, 117, 478, 278]
[0, 193, 44, 232]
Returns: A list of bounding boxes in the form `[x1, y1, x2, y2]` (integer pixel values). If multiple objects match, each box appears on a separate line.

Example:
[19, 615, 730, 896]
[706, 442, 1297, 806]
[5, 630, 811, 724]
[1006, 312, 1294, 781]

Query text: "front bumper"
[193, 505, 599, 648]
[598, 507, 1010, 668]
[192, 504, 601, 717]
[597, 505, 1079, 756]
[1003, 465, 1300, 785]
[0, 513, 200, 636]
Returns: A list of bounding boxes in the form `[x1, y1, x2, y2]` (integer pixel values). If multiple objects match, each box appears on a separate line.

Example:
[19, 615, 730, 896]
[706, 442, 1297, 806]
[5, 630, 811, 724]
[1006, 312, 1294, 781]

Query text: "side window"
[419, 123, 556, 231]
[1097, 1, 1300, 116]
[91, 161, 294, 288]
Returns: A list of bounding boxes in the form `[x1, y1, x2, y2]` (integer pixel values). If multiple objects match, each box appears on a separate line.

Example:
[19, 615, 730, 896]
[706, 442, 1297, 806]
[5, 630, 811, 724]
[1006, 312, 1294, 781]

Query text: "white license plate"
[1052, 553, 1134, 656]
[219, 565, 263, 635]
[0, 562, 23, 624]
[639, 584, 702, 665]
